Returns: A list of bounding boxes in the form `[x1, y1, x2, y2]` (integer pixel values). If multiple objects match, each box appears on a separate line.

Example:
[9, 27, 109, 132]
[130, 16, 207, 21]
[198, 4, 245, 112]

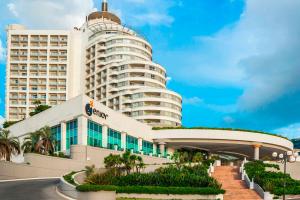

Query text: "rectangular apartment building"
[5, 24, 83, 121]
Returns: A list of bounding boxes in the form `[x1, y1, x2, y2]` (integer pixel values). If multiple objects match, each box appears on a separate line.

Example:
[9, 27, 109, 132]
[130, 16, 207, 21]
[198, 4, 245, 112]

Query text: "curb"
[0, 177, 60, 183]
[56, 186, 76, 200]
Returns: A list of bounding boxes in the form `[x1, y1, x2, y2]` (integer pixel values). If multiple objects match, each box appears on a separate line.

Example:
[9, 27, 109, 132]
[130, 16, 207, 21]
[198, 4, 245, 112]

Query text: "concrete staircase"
[213, 166, 262, 200]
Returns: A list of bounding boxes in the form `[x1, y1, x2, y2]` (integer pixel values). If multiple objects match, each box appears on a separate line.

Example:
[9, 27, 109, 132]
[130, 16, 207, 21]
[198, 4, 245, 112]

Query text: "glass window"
[142, 140, 153, 155]
[108, 128, 121, 150]
[126, 135, 139, 153]
[66, 119, 78, 149]
[88, 120, 102, 148]
[51, 125, 61, 152]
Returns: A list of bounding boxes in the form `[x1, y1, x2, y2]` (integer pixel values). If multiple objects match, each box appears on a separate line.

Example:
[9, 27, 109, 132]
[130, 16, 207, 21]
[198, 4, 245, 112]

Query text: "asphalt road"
[0, 179, 66, 200]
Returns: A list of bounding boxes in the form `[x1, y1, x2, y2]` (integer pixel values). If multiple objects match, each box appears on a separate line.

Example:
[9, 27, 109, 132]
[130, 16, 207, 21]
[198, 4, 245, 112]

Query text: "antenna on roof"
[102, 0, 108, 12]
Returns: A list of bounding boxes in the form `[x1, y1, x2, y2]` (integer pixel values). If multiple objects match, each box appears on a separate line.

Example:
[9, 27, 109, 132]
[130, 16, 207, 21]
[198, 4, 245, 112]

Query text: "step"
[213, 166, 262, 200]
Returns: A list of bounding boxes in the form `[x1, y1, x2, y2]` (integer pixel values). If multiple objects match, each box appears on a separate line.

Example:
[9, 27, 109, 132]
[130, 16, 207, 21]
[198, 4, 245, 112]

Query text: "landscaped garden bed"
[244, 161, 300, 196]
[74, 151, 224, 199]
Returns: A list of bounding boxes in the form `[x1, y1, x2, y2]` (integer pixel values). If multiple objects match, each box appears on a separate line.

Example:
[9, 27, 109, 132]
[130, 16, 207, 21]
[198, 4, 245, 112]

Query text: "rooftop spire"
[102, 0, 108, 12]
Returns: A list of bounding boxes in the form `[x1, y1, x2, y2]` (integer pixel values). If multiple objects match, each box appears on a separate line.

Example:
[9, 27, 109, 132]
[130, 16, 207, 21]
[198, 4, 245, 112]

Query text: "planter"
[263, 192, 274, 200]
[78, 191, 116, 200]
[117, 193, 223, 200]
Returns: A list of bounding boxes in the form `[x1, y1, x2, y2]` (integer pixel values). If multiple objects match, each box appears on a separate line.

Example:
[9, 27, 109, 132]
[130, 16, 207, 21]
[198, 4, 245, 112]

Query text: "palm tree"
[0, 129, 21, 161]
[34, 126, 55, 155]
[21, 132, 40, 153]
[122, 150, 136, 175]
[136, 156, 145, 173]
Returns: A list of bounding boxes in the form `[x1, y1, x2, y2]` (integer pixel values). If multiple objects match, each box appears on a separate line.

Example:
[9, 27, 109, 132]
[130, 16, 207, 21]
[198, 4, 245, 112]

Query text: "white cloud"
[0, 39, 5, 62]
[7, 3, 18, 17]
[183, 97, 203, 105]
[6, 0, 95, 29]
[0, 116, 5, 128]
[110, 0, 177, 27]
[273, 123, 300, 139]
[162, 0, 300, 111]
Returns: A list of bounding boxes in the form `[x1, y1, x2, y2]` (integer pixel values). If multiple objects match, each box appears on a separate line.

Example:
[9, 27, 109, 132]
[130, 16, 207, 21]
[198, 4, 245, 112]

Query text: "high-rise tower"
[5, 0, 182, 127]
[82, 1, 182, 127]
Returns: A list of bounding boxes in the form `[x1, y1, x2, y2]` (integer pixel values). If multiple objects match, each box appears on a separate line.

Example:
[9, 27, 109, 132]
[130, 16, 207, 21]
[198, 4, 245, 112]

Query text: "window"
[66, 119, 78, 149]
[142, 141, 153, 155]
[51, 125, 61, 152]
[88, 120, 102, 147]
[126, 135, 139, 153]
[108, 128, 121, 150]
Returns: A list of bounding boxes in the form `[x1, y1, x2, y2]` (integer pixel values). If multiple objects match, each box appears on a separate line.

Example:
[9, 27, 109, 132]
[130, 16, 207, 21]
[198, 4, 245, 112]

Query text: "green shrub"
[85, 164, 221, 189]
[244, 161, 300, 195]
[63, 171, 77, 185]
[76, 184, 225, 195]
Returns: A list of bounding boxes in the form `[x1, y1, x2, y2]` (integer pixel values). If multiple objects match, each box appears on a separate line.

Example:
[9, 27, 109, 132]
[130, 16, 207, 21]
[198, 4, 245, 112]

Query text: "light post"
[272, 151, 298, 200]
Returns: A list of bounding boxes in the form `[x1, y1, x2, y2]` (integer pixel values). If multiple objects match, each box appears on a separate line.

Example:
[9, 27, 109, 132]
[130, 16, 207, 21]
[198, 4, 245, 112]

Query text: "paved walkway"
[213, 166, 262, 200]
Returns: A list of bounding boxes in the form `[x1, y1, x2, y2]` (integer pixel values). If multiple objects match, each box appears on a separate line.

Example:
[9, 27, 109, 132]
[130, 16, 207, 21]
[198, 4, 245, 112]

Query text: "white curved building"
[5, 1, 182, 127]
[82, 1, 182, 127]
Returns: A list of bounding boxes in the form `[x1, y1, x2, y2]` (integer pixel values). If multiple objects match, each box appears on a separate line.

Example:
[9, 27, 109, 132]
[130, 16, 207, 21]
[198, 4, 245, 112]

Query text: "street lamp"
[272, 151, 298, 200]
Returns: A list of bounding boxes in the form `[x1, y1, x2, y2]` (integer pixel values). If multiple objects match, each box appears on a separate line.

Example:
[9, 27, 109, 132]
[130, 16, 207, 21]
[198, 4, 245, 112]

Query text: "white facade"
[5, 24, 83, 121]
[7, 94, 293, 162]
[5, 1, 182, 127]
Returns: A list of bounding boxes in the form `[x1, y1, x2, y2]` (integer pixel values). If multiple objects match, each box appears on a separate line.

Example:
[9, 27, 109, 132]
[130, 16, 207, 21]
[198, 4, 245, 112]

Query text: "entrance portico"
[153, 129, 293, 160]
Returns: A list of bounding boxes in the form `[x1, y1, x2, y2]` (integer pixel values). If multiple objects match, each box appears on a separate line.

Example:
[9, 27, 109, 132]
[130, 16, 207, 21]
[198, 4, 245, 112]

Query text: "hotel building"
[5, 0, 182, 127]
[5, 1, 294, 165]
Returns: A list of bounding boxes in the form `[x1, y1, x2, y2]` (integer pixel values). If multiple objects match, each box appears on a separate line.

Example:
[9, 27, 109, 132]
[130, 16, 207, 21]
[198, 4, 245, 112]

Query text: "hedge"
[244, 161, 300, 195]
[63, 171, 78, 186]
[85, 164, 220, 188]
[76, 185, 225, 195]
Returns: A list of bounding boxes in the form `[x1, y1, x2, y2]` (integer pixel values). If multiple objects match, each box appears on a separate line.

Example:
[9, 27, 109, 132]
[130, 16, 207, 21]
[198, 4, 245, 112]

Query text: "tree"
[34, 126, 55, 155]
[122, 150, 133, 175]
[29, 100, 51, 117]
[3, 120, 22, 128]
[136, 156, 145, 173]
[0, 129, 21, 161]
[192, 152, 204, 163]
[104, 154, 122, 176]
[21, 132, 40, 153]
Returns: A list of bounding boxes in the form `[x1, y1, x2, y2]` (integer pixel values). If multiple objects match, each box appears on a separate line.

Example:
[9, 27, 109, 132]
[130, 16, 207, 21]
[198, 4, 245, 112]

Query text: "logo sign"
[85, 100, 108, 120]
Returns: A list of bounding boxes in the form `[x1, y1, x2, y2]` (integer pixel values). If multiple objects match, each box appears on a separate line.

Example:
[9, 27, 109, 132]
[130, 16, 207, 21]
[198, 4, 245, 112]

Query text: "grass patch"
[63, 171, 78, 186]
[76, 185, 225, 195]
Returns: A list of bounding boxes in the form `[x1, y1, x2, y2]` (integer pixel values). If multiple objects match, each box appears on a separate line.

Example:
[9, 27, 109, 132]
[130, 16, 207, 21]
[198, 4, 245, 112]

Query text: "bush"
[76, 184, 225, 195]
[244, 161, 300, 195]
[85, 164, 221, 189]
[63, 171, 77, 185]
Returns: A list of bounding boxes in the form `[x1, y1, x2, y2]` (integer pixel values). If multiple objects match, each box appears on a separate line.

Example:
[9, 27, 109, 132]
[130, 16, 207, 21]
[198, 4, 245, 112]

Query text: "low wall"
[71, 145, 170, 169]
[0, 154, 87, 180]
[267, 162, 300, 180]
[0, 145, 169, 180]
[118, 193, 223, 200]
[0, 161, 61, 180]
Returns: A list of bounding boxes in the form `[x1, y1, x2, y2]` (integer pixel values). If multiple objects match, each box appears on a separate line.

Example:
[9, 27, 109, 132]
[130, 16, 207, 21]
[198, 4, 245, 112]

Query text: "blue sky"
[1, 0, 300, 139]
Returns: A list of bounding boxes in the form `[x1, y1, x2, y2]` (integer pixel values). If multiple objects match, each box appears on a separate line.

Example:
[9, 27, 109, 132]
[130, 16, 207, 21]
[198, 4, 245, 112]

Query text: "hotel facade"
[5, 1, 295, 163]
[6, 1, 182, 127]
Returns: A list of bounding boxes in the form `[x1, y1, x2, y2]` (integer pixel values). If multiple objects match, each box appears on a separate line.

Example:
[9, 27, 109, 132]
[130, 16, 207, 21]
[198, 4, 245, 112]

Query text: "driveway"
[0, 179, 66, 200]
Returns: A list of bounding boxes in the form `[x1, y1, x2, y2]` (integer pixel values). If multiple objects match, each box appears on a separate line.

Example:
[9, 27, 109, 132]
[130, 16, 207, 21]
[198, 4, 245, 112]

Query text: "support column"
[121, 132, 127, 151]
[60, 121, 67, 152]
[253, 144, 261, 160]
[138, 137, 143, 153]
[77, 116, 88, 145]
[159, 142, 166, 157]
[102, 124, 108, 148]
[153, 143, 157, 156]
